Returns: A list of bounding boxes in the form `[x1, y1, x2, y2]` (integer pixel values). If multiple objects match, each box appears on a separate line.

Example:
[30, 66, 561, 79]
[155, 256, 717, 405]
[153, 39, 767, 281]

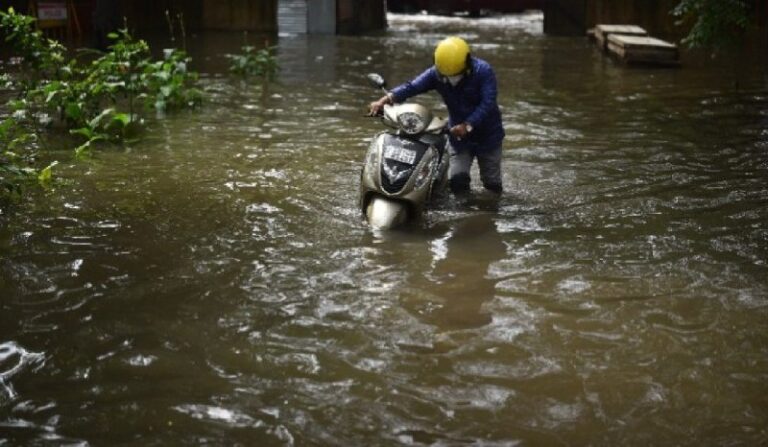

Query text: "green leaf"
[37, 161, 58, 184]
[111, 112, 131, 127]
[8, 99, 26, 111]
[70, 127, 93, 139]
[89, 108, 115, 130]
[74, 141, 92, 159]
[65, 102, 83, 121]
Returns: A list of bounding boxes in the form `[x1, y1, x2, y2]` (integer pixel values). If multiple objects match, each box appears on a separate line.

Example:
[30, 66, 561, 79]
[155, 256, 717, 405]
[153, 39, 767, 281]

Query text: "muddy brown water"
[1, 12, 767, 445]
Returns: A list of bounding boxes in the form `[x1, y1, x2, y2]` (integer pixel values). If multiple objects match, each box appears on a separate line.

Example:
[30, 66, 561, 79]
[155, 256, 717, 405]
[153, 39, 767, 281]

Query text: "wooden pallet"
[594, 24, 647, 50]
[607, 34, 679, 66]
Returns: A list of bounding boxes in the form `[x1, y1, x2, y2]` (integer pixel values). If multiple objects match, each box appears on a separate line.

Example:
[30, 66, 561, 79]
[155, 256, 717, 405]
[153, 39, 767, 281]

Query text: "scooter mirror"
[366, 73, 387, 90]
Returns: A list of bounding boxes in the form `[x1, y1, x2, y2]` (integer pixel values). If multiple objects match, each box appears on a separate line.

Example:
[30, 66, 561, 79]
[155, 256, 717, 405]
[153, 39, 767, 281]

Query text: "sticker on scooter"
[384, 146, 417, 165]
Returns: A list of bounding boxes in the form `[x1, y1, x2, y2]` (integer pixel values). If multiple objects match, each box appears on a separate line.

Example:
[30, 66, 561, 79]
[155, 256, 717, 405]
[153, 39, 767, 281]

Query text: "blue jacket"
[390, 56, 504, 151]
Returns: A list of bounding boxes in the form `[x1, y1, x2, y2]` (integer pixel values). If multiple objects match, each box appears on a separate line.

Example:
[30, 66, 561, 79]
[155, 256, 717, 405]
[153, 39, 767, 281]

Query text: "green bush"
[0, 117, 37, 203]
[673, 0, 754, 48]
[226, 44, 278, 78]
[0, 7, 203, 204]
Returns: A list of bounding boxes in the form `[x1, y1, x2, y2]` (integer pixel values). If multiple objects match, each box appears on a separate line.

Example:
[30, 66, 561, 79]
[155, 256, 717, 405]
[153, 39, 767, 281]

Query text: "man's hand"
[450, 122, 471, 139]
[368, 95, 391, 116]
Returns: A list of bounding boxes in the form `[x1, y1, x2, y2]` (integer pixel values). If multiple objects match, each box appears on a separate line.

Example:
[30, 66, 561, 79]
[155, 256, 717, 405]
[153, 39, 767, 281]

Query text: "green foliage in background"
[673, 0, 754, 48]
[145, 47, 203, 112]
[0, 7, 202, 205]
[0, 116, 37, 202]
[227, 44, 278, 78]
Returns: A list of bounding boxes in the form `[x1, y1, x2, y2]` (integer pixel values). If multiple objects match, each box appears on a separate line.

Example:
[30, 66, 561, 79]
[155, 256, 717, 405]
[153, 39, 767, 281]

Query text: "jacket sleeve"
[464, 67, 498, 129]
[390, 68, 438, 103]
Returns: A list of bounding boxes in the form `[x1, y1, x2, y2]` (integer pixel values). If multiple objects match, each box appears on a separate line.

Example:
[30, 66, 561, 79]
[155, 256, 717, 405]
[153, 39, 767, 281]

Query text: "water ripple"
[0, 342, 45, 404]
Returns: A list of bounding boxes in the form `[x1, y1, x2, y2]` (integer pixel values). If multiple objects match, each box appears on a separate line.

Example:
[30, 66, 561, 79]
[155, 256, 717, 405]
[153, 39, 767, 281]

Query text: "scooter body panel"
[360, 130, 448, 229]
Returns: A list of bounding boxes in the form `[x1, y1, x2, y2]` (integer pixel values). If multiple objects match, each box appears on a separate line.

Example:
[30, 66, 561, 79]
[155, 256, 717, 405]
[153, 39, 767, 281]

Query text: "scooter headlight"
[364, 145, 379, 183]
[397, 111, 427, 135]
[365, 145, 378, 170]
[414, 155, 436, 189]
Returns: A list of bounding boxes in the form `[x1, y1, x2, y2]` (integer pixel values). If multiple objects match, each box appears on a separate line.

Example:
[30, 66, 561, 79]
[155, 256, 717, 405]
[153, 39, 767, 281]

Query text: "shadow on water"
[399, 209, 507, 331]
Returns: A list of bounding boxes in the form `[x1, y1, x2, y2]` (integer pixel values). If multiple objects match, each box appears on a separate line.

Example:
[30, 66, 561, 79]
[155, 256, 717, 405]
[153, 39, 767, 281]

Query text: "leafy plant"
[142, 48, 203, 111]
[2, 8, 202, 131]
[0, 160, 32, 202]
[70, 107, 138, 147]
[0, 117, 38, 202]
[0, 7, 204, 205]
[37, 160, 58, 185]
[673, 0, 754, 48]
[226, 44, 278, 78]
[0, 8, 68, 90]
[0, 73, 13, 89]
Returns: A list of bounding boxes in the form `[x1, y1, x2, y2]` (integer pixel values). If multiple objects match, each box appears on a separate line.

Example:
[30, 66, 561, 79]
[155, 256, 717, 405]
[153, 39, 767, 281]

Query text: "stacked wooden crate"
[590, 24, 680, 66]
[594, 25, 647, 50]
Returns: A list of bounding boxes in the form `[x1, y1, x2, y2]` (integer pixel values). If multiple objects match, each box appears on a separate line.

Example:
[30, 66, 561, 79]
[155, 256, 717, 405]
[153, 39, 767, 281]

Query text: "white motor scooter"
[359, 73, 449, 229]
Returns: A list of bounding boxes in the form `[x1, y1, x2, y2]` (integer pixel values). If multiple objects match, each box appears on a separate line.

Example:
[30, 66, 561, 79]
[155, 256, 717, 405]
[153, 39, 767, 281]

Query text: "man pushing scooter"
[369, 36, 505, 196]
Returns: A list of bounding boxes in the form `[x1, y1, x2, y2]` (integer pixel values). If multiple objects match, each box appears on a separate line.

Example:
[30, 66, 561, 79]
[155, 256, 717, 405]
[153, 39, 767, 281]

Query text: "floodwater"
[2, 12, 768, 445]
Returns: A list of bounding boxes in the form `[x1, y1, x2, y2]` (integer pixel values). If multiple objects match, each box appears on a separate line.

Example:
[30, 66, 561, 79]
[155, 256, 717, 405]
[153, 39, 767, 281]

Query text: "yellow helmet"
[434, 37, 471, 76]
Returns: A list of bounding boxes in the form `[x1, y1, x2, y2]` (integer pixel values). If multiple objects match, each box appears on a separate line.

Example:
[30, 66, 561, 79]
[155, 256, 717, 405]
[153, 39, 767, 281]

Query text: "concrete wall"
[308, 0, 336, 34]
[277, 0, 335, 35]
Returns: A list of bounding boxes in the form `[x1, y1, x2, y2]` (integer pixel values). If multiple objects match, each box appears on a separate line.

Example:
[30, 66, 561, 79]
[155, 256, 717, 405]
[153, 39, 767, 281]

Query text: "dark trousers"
[448, 143, 503, 194]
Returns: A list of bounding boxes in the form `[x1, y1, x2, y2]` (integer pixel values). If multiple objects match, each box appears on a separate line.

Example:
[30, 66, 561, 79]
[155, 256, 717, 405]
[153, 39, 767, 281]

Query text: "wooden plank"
[596, 24, 647, 35]
[608, 34, 677, 49]
[594, 24, 647, 50]
[606, 34, 679, 66]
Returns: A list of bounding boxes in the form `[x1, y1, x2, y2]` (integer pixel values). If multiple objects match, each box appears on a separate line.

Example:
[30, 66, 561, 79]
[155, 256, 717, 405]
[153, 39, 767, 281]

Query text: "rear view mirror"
[366, 73, 386, 89]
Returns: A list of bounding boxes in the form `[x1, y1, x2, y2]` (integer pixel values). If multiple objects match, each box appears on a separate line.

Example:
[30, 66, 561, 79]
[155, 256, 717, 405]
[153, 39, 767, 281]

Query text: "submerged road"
[1, 12, 767, 445]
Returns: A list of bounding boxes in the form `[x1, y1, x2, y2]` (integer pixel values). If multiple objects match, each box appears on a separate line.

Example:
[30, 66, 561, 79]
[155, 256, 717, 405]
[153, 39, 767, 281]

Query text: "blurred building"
[3, 0, 387, 37]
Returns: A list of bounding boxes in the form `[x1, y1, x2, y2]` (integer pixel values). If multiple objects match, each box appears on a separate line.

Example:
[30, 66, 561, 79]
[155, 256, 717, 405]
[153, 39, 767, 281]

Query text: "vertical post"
[277, 0, 308, 34]
[308, 0, 335, 34]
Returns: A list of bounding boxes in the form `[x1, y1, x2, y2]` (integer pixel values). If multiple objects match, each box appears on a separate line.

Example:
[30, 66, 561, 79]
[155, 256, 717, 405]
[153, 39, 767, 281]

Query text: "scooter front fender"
[365, 196, 409, 230]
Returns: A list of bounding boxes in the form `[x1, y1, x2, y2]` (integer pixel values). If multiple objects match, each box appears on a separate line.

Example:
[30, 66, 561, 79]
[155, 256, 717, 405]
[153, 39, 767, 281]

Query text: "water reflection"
[277, 35, 338, 85]
[403, 212, 505, 330]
